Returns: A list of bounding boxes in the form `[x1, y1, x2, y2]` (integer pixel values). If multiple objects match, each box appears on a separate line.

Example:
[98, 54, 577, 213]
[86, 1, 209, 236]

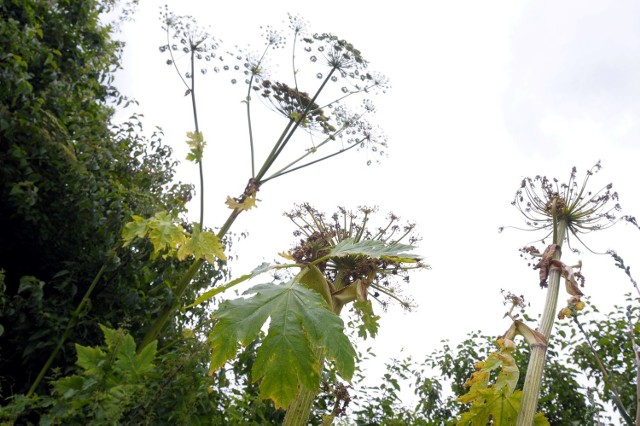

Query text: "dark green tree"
[0, 0, 222, 407]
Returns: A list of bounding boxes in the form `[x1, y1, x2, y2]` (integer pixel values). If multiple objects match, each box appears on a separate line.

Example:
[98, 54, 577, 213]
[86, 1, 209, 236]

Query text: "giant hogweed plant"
[131, 9, 394, 352]
[187, 204, 425, 425]
[21, 9, 424, 425]
[21, 8, 408, 416]
[456, 163, 639, 425]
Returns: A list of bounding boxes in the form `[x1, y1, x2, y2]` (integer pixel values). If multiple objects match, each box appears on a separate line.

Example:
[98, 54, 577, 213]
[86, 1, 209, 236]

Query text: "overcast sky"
[115, 0, 640, 396]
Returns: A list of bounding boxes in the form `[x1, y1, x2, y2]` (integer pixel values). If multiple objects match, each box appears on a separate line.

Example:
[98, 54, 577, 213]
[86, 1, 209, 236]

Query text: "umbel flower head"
[159, 6, 219, 78]
[510, 162, 622, 251]
[284, 204, 425, 311]
[255, 80, 335, 134]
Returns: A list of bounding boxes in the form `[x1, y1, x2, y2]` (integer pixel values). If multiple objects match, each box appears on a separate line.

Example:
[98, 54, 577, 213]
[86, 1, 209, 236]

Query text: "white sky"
[115, 0, 640, 402]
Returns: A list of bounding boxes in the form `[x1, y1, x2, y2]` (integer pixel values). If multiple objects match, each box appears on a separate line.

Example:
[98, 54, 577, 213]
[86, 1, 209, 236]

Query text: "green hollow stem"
[283, 304, 344, 425]
[517, 219, 567, 425]
[283, 346, 326, 426]
[27, 255, 111, 397]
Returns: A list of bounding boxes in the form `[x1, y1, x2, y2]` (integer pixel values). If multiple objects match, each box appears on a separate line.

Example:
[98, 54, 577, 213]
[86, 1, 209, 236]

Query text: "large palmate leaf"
[208, 277, 356, 409]
[328, 238, 419, 262]
[457, 388, 521, 426]
[457, 388, 549, 426]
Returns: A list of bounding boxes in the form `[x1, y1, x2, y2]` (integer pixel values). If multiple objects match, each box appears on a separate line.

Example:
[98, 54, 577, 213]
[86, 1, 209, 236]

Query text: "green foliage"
[0, 0, 222, 411]
[42, 326, 157, 425]
[352, 300, 380, 339]
[198, 224, 423, 413]
[209, 277, 356, 409]
[0, 326, 157, 424]
[346, 330, 599, 425]
[558, 296, 640, 424]
[1, 3, 419, 423]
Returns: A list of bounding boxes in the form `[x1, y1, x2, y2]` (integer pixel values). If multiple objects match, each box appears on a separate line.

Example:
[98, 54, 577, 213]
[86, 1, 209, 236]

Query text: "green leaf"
[353, 300, 380, 339]
[17, 276, 45, 302]
[252, 302, 320, 408]
[115, 335, 156, 378]
[75, 344, 106, 375]
[100, 324, 123, 350]
[134, 340, 158, 375]
[328, 238, 419, 262]
[54, 375, 86, 399]
[208, 278, 356, 409]
[534, 413, 551, 426]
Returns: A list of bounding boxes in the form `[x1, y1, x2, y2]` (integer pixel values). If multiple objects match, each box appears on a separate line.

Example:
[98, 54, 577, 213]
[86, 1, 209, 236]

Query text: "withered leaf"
[535, 244, 559, 288]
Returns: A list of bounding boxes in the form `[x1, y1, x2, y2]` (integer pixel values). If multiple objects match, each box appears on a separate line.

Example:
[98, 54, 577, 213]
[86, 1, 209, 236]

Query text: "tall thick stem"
[282, 304, 343, 425]
[517, 219, 567, 425]
[283, 347, 326, 426]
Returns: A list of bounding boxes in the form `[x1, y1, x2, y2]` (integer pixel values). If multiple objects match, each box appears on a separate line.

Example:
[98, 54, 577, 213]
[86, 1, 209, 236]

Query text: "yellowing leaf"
[180, 226, 226, 262]
[279, 251, 295, 260]
[253, 301, 321, 407]
[457, 388, 520, 426]
[146, 211, 186, 256]
[457, 339, 549, 426]
[121, 215, 148, 246]
[186, 131, 205, 163]
[225, 194, 258, 211]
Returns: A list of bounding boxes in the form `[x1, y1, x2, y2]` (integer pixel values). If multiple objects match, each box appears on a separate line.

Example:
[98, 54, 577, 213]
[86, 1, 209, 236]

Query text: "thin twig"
[573, 315, 635, 425]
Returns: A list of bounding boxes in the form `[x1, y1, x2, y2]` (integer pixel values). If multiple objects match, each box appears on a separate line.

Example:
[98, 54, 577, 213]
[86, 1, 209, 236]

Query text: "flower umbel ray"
[510, 162, 622, 251]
